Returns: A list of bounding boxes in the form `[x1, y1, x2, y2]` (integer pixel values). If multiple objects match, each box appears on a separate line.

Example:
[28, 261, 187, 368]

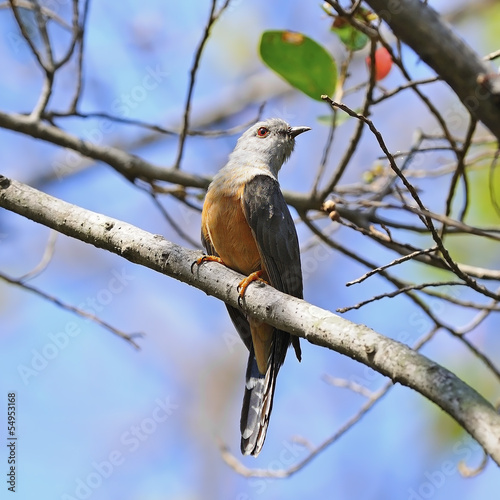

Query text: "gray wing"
[242, 174, 303, 299]
[239, 174, 303, 456]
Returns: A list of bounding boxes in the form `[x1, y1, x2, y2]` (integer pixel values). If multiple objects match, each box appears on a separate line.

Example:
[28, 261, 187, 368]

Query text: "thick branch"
[1, 174, 500, 464]
[0, 111, 320, 212]
[364, 0, 500, 140]
[0, 111, 208, 188]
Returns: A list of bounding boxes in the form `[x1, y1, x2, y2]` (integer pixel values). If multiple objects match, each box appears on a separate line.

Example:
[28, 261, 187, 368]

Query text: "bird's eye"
[257, 127, 269, 137]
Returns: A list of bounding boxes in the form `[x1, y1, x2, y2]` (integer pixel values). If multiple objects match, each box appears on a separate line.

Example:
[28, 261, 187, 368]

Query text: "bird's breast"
[202, 184, 262, 276]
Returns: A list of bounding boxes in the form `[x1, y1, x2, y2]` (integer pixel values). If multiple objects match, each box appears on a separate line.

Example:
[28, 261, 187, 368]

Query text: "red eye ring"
[257, 127, 269, 137]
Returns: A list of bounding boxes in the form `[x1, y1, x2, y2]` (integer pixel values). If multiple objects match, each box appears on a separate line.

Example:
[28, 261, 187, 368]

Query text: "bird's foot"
[237, 270, 267, 306]
[191, 255, 224, 273]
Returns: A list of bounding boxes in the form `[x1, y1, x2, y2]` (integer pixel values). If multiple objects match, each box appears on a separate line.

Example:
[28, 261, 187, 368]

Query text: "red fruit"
[366, 46, 393, 81]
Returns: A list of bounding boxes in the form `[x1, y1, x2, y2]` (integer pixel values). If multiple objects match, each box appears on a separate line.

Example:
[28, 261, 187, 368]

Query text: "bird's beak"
[289, 126, 311, 138]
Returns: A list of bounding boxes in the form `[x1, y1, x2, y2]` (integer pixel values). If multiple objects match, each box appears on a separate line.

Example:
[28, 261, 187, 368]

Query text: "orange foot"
[237, 270, 268, 306]
[191, 255, 224, 273]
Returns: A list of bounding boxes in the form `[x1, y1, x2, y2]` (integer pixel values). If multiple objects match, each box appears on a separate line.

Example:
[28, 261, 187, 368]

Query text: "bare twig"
[322, 375, 374, 398]
[173, 0, 232, 170]
[338, 281, 465, 313]
[0, 1, 72, 30]
[18, 229, 57, 281]
[320, 40, 378, 196]
[364, 0, 500, 140]
[346, 247, 438, 286]
[68, 0, 91, 112]
[322, 97, 500, 301]
[0, 270, 142, 349]
[443, 117, 477, 225]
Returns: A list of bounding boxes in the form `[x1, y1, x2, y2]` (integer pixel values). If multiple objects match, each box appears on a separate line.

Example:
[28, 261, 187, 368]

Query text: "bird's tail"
[240, 331, 300, 456]
[240, 347, 278, 456]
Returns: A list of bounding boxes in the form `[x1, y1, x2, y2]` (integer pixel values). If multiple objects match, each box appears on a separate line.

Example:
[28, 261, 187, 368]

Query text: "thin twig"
[322, 97, 500, 302]
[300, 213, 449, 331]
[320, 40, 378, 196]
[311, 50, 354, 196]
[417, 288, 500, 313]
[18, 229, 57, 281]
[322, 375, 374, 398]
[0, 271, 142, 348]
[0, 1, 72, 30]
[371, 76, 440, 104]
[173, 0, 232, 170]
[443, 117, 477, 226]
[456, 290, 500, 334]
[145, 189, 201, 249]
[31, 0, 54, 69]
[338, 281, 465, 313]
[346, 247, 438, 286]
[68, 0, 91, 112]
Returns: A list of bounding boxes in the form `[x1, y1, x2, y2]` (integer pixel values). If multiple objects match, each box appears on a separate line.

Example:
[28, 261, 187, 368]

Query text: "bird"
[196, 117, 310, 456]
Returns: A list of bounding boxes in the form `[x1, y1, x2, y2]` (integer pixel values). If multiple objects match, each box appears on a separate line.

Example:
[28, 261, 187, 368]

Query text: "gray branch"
[1, 174, 500, 464]
[364, 0, 500, 140]
[0, 111, 319, 213]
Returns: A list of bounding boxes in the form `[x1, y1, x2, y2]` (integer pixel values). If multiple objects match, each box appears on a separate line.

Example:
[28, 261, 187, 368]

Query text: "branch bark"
[0, 111, 320, 213]
[1, 174, 500, 465]
[364, 0, 500, 140]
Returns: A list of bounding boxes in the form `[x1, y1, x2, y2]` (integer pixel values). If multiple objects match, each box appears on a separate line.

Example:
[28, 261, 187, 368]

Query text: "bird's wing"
[242, 174, 303, 299]
[200, 227, 215, 257]
[200, 226, 216, 257]
[239, 174, 303, 456]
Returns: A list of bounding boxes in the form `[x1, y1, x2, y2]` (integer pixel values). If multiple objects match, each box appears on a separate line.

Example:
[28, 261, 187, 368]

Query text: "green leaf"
[259, 30, 337, 101]
[331, 22, 368, 51]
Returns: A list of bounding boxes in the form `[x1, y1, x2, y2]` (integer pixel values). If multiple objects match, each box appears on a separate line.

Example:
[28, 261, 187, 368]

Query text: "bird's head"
[232, 118, 310, 176]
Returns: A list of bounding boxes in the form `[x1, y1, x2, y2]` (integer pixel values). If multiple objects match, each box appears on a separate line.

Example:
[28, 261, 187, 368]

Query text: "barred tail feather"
[240, 350, 277, 456]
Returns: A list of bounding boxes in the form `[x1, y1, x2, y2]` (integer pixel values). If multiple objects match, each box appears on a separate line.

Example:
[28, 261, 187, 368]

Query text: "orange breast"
[202, 188, 262, 276]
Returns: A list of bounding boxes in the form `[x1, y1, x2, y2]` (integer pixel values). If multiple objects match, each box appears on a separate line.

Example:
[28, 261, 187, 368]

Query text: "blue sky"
[1, 1, 500, 499]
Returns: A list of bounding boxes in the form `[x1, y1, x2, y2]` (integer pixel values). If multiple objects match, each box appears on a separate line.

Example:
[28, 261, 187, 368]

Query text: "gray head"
[229, 118, 310, 177]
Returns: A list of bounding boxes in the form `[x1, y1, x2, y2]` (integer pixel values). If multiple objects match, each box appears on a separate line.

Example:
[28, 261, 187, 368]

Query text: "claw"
[191, 255, 224, 273]
[237, 270, 267, 307]
[190, 260, 198, 274]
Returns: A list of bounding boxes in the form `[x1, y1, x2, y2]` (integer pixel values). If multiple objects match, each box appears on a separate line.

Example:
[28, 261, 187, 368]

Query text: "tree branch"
[0, 269, 141, 348]
[1, 174, 500, 465]
[0, 110, 322, 213]
[363, 0, 500, 140]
